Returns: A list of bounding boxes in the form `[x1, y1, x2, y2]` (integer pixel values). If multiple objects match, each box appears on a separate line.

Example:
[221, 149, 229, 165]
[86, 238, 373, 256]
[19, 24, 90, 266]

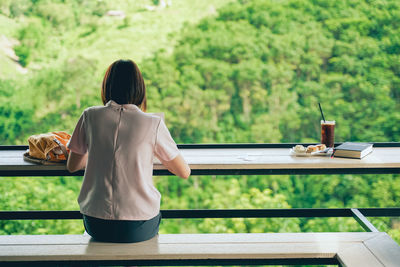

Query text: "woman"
[66, 59, 190, 243]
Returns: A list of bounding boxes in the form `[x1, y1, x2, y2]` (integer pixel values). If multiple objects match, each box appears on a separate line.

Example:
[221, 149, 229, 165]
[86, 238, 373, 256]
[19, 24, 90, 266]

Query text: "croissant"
[306, 145, 318, 153]
[316, 144, 326, 151]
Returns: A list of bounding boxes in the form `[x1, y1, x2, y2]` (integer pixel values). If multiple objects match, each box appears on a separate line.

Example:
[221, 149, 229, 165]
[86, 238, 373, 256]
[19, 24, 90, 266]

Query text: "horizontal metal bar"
[177, 142, 400, 148]
[2, 142, 400, 151]
[0, 211, 82, 220]
[359, 208, 400, 217]
[163, 208, 355, 218]
[351, 208, 379, 232]
[0, 258, 339, 266]
[0, 170, 85, 177]
[1, 208, 399, 220]
[2, 167, 400, 177]
[0, 145, 30, 150]
[185, 168, 400, 175]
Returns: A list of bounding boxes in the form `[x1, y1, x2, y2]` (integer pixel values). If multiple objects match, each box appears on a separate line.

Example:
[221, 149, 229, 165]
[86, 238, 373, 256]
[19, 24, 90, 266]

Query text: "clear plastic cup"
[321, 120, 335, 147]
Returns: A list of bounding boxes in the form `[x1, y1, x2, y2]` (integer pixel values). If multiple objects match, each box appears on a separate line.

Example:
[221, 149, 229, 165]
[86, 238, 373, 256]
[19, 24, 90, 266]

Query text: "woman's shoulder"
[146, 112, 167, 123]
[138, 112, 163, 126]
[77, 105, 108, 122]
[83, 105, 108, 113]
[143, 112, 163, 120]
[129, 111, 164, 131]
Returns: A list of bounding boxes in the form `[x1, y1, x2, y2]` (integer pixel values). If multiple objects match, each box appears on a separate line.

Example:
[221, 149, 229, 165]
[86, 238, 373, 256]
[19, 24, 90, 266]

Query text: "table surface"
[1, 147, 400, 176]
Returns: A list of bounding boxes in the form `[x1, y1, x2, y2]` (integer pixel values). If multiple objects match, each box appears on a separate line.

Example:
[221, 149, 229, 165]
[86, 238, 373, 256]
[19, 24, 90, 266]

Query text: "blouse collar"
[106, 100, 140, 111]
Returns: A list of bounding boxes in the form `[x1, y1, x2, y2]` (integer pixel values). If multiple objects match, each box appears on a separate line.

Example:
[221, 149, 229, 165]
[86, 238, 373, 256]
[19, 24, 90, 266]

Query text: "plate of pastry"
[290, 144, 331, 157]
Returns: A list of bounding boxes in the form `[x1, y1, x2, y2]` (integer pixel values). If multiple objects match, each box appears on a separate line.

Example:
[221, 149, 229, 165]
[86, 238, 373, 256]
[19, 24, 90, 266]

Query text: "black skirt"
[83, 212, 161, 243]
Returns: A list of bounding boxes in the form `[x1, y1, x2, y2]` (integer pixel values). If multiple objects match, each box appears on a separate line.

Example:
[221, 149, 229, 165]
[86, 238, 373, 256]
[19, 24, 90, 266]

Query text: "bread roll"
[294, 145, 306, 153]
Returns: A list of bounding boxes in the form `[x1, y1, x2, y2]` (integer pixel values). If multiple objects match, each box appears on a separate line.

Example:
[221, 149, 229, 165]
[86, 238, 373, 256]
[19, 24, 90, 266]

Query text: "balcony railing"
[2, 208, 400, 232]
[1, 208, 400, 266]
[1, 143, 400, 266]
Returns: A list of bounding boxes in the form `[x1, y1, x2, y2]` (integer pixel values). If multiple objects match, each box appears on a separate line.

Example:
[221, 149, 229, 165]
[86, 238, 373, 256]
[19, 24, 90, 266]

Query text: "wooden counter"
[1, 146, 400, 176]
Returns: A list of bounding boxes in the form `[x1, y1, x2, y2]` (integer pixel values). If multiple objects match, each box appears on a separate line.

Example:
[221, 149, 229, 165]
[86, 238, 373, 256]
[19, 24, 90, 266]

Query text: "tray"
[23, 151, 67, 165]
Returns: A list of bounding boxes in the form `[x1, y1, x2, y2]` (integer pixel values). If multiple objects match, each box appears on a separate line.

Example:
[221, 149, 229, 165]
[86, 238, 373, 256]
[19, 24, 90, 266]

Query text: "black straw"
[318, 103, 326, 122]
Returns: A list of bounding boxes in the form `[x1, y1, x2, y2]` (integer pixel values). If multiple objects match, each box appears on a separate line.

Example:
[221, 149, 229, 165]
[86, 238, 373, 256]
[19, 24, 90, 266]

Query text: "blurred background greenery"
[0, 0, 399, 254]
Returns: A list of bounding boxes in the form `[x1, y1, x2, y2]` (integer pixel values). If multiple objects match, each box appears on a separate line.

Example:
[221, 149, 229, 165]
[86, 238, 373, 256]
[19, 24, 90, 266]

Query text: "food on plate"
[306, 144, 327, 153]
[316, 144, 327, 151]
[293, 145, 306, 153]
[306, 145, 318, 153]
[292, 144, 327, 155]
[292, 143, 328, 156]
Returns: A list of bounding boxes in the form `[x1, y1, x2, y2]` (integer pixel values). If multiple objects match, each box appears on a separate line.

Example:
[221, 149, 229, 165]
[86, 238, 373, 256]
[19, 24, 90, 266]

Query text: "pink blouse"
[67, 100, 180, 220]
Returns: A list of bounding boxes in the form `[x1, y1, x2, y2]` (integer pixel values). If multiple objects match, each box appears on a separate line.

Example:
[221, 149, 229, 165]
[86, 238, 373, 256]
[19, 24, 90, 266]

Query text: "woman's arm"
[159, 154, 190, 179]
[67, 152, 88, 173]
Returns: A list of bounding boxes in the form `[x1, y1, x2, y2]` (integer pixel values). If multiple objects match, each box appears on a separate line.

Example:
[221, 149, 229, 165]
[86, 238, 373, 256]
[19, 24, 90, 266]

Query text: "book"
[333, 142, 373, 159]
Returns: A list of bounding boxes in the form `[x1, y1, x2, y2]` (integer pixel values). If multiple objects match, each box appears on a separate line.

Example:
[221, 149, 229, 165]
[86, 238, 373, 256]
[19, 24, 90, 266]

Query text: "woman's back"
[70, 100, 180, 221]
[67, 59, 190, 243]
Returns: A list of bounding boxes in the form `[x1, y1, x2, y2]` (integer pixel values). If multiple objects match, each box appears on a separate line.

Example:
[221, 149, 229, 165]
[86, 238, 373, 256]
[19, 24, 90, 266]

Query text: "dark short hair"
[101, 59, 147, 111]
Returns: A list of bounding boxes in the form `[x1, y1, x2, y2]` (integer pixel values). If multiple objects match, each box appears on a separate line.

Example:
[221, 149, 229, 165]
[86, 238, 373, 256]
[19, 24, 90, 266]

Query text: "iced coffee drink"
[321, 120, 335, 147]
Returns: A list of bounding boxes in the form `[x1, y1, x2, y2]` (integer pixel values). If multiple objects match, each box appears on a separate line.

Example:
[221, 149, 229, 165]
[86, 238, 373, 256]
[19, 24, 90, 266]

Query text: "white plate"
[290, 147, 332, 157]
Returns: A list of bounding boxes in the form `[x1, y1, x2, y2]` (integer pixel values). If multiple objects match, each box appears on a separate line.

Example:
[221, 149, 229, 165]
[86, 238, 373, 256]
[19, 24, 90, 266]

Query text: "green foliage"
[142, 0, 400, 143]
[0, 102, 34, 143]
[156, 176, 300, 234]
[0, 177, 82, 235]
[0, 0, 399, 245]
[0, 79, 35, 143]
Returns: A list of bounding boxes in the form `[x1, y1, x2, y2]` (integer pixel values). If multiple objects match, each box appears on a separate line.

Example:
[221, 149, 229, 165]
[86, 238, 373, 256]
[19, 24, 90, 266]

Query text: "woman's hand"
[160, 154, 190, 179]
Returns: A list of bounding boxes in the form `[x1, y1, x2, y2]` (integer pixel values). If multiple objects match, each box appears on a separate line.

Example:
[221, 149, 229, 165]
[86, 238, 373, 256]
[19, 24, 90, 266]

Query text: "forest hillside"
[0, 0, 399, 246]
